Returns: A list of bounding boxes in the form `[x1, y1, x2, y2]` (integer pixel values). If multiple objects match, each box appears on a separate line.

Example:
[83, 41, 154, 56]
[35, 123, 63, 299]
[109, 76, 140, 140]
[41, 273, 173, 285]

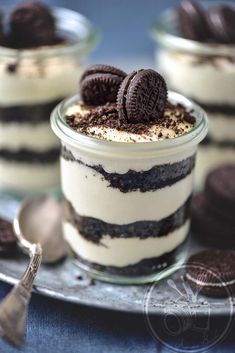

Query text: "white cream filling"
[66, 103, 195, 143]
[207, 112, 235, 142]
[157, 51, 235, 105]
[195, 145, 235, 189]
[0, 56, 80, 106]
[63, 220, 189, 267]
[0, 159, 60, 191]
[186, 273, 235, 288]
[65, 142, 196, 174]
[0, 122, 59, 151]
[61, 158, 193, 224]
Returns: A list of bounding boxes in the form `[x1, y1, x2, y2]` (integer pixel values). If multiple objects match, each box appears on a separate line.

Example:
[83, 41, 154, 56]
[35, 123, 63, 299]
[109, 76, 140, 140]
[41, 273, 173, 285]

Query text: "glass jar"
[151, 1, 235, 189]
[0, 6, 98, 195]
[51, 91, 208, 284]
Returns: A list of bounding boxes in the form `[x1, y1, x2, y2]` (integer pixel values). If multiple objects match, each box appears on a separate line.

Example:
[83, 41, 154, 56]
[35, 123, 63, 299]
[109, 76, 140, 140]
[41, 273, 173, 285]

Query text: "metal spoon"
[14, 195, 68, 264]
[0, 195, 67, 346]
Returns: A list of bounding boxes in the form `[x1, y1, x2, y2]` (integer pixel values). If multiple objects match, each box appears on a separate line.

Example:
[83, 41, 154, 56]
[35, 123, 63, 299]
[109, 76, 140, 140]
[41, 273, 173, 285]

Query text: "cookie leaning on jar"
[152, 0, 235, 189]
[51, 64, 208, 284]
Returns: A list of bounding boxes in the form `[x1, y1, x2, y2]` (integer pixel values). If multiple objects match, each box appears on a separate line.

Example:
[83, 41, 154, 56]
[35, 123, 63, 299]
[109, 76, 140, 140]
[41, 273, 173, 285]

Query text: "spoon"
[0, 195, 67, 346]
[14, 195, 68, 264]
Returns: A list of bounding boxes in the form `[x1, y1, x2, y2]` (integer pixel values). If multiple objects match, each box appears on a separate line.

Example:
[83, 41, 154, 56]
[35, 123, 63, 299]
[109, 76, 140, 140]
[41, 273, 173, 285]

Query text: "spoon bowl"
[14, 195, 68, 264]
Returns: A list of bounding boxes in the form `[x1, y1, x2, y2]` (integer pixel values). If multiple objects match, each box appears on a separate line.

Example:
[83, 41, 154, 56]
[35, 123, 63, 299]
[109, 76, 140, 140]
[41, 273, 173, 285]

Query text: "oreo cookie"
[178, 0, 209, 41]
[80, 64, 126, 106]
[191, 193, 235, 248]
[9, 1, 56, 48]
[205, 165, 235, 216]
[0, 218, 17, 256]
[186, 250, 235, 297]
[117, 69, 167, 123]
[191, 165, 235, 248]
[207, 5, 235, 44]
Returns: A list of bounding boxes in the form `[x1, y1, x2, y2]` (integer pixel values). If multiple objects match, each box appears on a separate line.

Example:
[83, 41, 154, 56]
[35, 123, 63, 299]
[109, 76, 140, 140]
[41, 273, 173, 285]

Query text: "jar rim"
[0, 6, 99, 59]
[151, 2, 235, 57]
[51, 91, 208, 158]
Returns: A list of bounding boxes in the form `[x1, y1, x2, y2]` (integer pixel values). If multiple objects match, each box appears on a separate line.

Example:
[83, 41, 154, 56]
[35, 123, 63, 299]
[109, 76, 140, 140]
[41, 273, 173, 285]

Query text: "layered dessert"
[154, 1, 235, 187]
[51, 64, 207, 282]
[0, 1, 95, 192]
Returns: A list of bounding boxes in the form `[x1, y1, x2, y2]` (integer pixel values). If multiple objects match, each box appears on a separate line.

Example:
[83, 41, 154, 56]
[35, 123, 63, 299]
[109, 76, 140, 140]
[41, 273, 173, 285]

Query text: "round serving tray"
[0, 196, 233, 316]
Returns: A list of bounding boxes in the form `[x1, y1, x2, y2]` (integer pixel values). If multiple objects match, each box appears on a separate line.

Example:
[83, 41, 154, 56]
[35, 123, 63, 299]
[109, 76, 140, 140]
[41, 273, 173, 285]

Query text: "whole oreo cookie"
[205, 165, 235, 216]
[186, 250, 235, 297]
[178, 0, 209, 41]
[117, 69, 167, 123]
[207, 5, 235, 44]
[0, 218, 17, 256]
[80, 64, 126, 106]
[9, 1, 56, 48]
[191, 193, 235, 247]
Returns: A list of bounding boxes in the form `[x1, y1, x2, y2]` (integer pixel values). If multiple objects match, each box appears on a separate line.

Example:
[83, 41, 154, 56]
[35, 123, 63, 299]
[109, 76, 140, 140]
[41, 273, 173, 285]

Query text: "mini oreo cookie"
[117, 69, 167, 123]
[178, 0, 209, 41]
[80, 64, 126, 106]
[207, 5, 235, 44]
[205, 165, 235, 216]
[191, 193, 235, 247]
[0, 218, 17, 256]
[186, 250, 235, 297]
[9, 1, 56, 48]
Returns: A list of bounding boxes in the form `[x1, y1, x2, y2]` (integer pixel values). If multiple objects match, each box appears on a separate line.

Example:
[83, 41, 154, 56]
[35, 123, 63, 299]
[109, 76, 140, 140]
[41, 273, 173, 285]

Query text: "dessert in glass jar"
[51, 64, 208, 283]
[0, 1, 97, 194]
[152, 0, 235, 188]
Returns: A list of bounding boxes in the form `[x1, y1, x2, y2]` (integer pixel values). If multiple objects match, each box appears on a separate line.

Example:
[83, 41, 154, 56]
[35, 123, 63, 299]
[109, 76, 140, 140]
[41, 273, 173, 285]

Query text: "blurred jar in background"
[151, 1, 235, 189]
[0, 4, 97, 195]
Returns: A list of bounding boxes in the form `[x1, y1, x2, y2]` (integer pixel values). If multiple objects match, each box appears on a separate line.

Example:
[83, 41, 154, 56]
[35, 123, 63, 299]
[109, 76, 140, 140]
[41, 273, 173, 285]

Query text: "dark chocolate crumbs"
[66, 101, 196, 138]
[6, 63, 18, 74]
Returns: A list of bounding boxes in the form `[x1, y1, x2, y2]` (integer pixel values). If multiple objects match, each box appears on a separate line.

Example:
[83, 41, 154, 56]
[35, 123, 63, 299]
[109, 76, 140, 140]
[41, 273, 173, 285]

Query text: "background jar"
[51, 91, 208, 284]
[151, 2, 235, 189]
[0, 6, 98, 195]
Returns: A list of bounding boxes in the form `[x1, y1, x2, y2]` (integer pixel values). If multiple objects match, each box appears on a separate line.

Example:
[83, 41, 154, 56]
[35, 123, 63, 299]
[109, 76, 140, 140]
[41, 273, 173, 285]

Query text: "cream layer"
[0, 122, 59, 151]
[157, 51, 235, 105]
[61, 158, 193, 224]
[207, 112, 235, 143]
[195, 145, 235, 189]
[0, 159, 60, 191]
[0, 56, 79, 106]
[63, 220, 190, 267]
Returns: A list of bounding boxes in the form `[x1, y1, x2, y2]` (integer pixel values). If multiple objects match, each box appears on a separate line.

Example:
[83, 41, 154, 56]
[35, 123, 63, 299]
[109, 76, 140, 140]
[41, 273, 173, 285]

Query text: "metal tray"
[0, 196, 233, 316]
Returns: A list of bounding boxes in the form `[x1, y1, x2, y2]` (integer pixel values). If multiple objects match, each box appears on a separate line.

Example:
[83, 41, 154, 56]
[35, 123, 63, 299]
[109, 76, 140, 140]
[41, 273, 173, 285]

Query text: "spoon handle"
[21, 243, 42, 291]
[0, 243, 42, 346]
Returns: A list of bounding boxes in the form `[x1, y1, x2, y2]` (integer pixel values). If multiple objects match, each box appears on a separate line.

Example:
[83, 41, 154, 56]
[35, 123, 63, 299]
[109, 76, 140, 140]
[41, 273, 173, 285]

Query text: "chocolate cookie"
[191, 193, 235, 248]
[207, 5, 235, 44]
[178, 0, 209, 41]
[205, 165, 235, 217]
[0, 218, 17, 256]
[186, 250, 235, 297]
[117, 69, 167, 123]
[9, 1, 56, 48]
[80, 64, 126, 106]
